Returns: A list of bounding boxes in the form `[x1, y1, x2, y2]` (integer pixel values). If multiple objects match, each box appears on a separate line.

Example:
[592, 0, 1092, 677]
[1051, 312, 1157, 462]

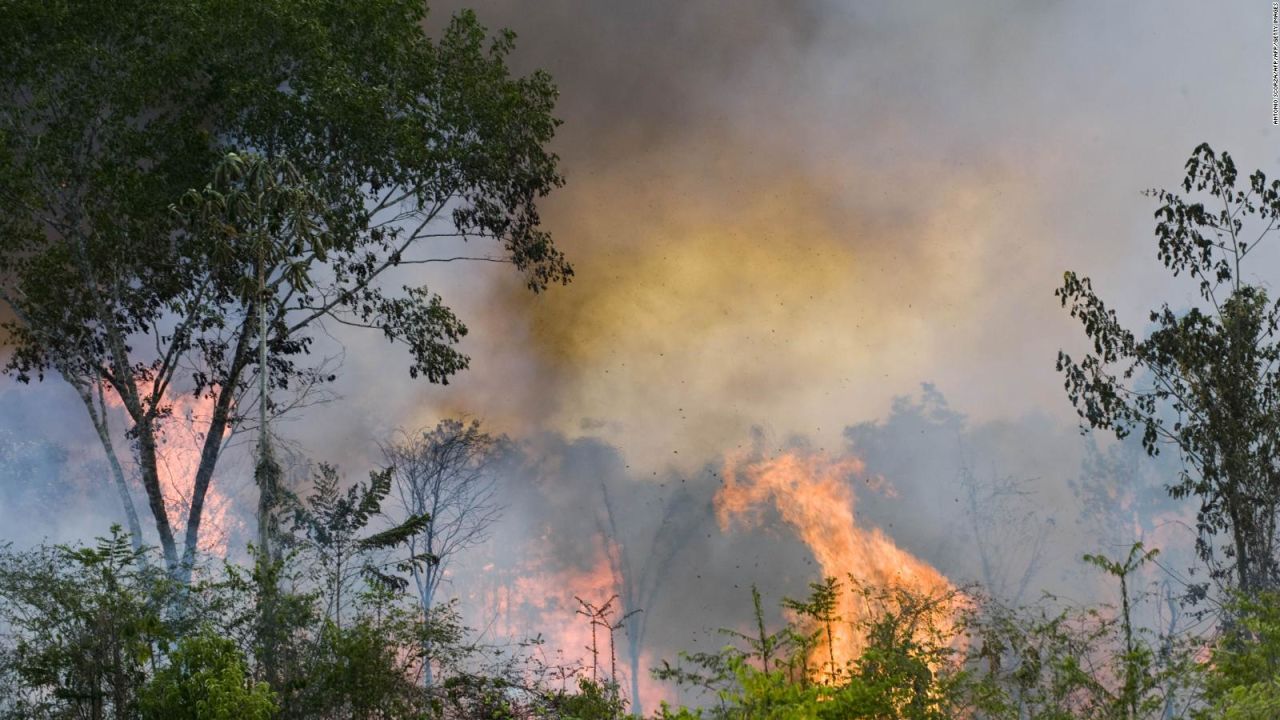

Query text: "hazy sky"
[2, 4, 1272, 707]
[323, 0, 1279, 469]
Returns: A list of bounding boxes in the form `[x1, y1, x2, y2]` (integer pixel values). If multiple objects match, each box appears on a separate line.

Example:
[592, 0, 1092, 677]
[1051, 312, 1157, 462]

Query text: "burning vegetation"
[716, 449, 956, 673]
[1, 1, 1279, 719]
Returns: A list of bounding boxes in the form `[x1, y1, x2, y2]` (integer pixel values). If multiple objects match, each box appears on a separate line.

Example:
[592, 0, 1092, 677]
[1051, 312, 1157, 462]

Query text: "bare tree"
[599, 482, 702, 716]
[383, 418, 506, 686]
[575, 593, 639, 686]
[958, 463, 1052, 606]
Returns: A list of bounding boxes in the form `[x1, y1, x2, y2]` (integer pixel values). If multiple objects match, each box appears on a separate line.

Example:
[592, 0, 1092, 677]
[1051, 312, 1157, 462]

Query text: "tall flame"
[106, 380, 236, 556]
[715, 449, 954, 671]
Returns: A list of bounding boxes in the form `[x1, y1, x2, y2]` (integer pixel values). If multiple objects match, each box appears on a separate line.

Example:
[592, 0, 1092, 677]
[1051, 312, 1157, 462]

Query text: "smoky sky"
[369, 0, 1280, 468]
[310, 1, 1272, 683]
[0, 1, 1270, 709]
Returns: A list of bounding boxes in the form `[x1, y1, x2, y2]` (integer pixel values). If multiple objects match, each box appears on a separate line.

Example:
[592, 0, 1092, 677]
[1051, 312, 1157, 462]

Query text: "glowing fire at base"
[106, 381, 236, 556]
[466, 533, 673, 712]
[715, 449, 955, 673]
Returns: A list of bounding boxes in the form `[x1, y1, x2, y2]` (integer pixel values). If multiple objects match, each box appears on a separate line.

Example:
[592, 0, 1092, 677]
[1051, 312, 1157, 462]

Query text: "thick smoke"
[0, 0, 1271, 711]
[394, 1, 1259, 701]
[404, 0, 1277, 464]
[0, 383, 125, 547]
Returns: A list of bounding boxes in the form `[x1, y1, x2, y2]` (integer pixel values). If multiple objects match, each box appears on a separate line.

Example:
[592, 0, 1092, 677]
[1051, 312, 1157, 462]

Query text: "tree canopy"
[1057, 144, 1280, 593]
[0, 0, 570, 576]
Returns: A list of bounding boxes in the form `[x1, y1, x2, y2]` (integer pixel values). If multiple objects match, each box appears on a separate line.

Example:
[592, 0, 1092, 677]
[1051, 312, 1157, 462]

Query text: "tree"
[656, 581, 968, 720]
[1057, 143, 1280, 594]
[382, 418, 504, 686]
[173, 150, 329, 685]
[1201, 591, 1280, 719]
[0, 0, 570, 579]
[1083, 544, 1162, 720]
[0, 527, 180, 719]
[289, 463, 428, 629]
[139, 630, 276, 720]
[782, 577, 844, 685]
[0, 520, 633, 719]
[959, 465, 1050, 607]
[599, 480, 703, 716]
[174, 151, 329, 566]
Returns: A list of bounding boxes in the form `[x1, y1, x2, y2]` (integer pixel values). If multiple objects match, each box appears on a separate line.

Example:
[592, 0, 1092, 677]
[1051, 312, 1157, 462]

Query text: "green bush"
[1201, 592, 1280, 719]
[139, 630, 275, 720]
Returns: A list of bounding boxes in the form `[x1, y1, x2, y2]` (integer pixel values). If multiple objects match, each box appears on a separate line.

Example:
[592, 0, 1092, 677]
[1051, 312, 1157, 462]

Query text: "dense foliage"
[6, 528, 1261, 718]
[0, 479, 629, 719]
[0, 0, 569, 577]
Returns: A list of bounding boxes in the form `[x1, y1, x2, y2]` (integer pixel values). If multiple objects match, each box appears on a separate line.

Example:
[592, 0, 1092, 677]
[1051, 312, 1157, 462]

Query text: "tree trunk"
[74, 379, 145, 552]
[134, 417, 179, 571]
[97, 306, 180, 569]
[177, 383, 236, 583]
[178, 325, 251, 583]
[1227, 495, 1254, 592]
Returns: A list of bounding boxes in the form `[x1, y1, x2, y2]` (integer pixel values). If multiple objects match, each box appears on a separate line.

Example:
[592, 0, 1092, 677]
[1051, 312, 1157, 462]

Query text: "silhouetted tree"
[383, 418, 505, 686]
[1058, 144, 1280, 594]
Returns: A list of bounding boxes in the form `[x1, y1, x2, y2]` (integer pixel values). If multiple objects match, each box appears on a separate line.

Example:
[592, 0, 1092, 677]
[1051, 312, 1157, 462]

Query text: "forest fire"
[466, 529, 672, 711]
[105, 381, 236, 555]
[715, 449, 955, 672]
[0, 0, 1263, 715]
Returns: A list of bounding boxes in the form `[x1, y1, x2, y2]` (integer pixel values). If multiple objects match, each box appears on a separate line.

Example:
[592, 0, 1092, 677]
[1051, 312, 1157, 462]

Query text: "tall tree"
[174, 151, 328, 565]
[0, 0, 570, 578]
[383, 418, 504, 686]
[1057, 144, 1280, 593]
[958, 465, 1049, 607]
[174, 150, 330, 684]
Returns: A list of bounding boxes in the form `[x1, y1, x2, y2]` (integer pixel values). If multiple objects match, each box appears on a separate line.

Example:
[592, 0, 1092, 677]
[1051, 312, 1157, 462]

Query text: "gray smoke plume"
[0, 0, 1267, 711]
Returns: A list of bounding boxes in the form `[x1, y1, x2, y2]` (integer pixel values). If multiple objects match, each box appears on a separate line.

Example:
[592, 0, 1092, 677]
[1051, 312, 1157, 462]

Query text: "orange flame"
[715, 449, 954, 672]
[106, 380, 236, 556]
[466, 533, 672, 711]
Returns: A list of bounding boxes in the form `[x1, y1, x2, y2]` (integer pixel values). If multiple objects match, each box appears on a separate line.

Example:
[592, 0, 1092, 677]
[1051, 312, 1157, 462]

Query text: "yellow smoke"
[462, 146, 1020, 468]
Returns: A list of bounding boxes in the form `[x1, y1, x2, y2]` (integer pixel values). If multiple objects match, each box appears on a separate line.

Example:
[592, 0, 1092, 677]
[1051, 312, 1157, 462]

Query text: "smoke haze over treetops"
[370, 0, 1276, 467]
[0, 0, 1274, 706]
